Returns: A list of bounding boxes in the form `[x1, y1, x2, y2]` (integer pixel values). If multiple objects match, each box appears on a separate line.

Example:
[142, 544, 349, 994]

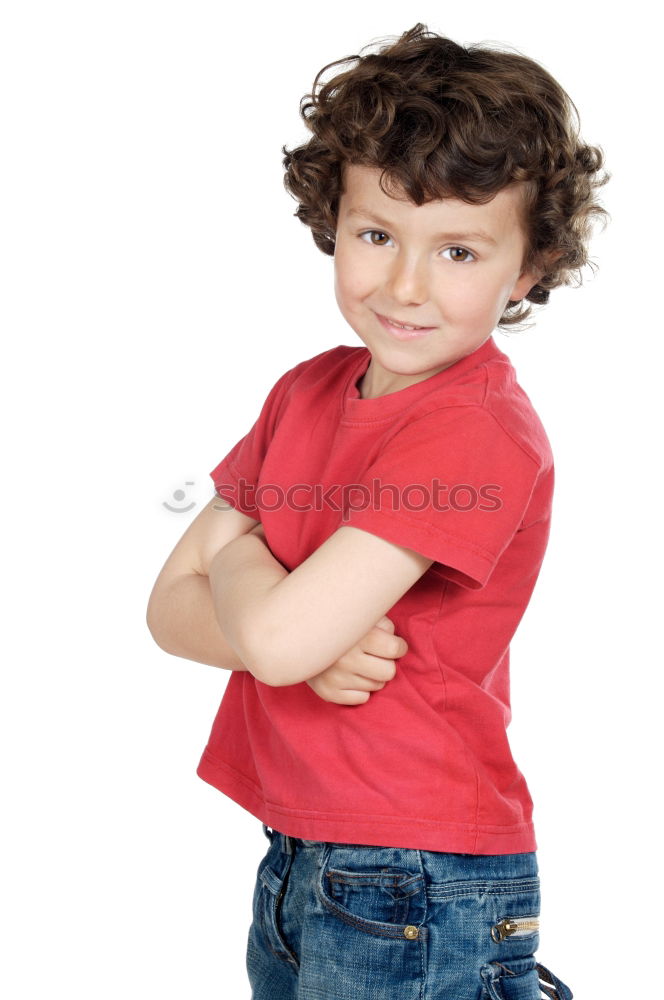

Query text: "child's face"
[334, 163, 543, 397]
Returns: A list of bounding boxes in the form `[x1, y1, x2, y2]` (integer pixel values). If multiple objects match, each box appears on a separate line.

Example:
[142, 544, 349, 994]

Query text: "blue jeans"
[246, 824, 573, 1000]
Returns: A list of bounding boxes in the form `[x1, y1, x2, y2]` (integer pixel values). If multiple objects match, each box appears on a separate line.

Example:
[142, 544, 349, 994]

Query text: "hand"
[306, 616, 408, 706]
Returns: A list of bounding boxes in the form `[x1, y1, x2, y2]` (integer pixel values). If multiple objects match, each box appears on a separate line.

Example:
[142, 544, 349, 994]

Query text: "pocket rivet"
[403, 925, 419, 940]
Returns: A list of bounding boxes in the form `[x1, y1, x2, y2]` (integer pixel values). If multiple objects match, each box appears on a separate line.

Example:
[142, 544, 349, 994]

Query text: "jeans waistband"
[262, 824, 323, 853]
[260, 823, 539, 881]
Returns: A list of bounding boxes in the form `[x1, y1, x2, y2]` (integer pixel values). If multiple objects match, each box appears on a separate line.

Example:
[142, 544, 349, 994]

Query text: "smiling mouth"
[378, 313, 434, 331]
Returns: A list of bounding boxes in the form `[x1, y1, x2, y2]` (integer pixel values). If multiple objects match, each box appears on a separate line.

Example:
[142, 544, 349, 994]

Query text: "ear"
[509, 266, 545, 303]
[509, 250, 563, 302]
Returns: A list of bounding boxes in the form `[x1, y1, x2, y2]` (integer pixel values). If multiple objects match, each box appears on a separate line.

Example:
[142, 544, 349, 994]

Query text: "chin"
[378, 344, 444, 371]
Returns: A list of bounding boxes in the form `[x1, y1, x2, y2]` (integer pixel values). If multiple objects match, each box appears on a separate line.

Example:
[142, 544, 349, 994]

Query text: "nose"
[385, 252, 430, 306]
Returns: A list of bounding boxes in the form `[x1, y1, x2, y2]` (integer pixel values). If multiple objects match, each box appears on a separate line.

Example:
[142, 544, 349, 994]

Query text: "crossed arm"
[208, 521, 433, 687]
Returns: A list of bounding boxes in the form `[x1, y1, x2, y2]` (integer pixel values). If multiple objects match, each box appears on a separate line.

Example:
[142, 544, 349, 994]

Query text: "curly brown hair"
[282, 23, 610, 330]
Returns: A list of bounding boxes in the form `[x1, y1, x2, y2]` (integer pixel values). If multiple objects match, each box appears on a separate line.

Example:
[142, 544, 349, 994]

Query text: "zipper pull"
[492, 919, 516, 942]
[491, 917, 540, 942]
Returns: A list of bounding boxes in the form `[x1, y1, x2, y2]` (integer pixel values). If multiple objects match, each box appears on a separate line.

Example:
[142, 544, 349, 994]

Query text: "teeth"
[391, 320, 420, 330]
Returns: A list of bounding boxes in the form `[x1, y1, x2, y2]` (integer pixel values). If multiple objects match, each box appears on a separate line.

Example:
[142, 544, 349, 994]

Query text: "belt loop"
[262, 824, 298, 854]
[536, 963, 573, 1000]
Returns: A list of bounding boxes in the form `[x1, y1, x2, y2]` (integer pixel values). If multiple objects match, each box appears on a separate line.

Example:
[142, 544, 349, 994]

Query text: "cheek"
[333, 262, 357, 315]
[447, 273, 509, 316]
[426, 286, 492, 334]
[439, 277, 491, 320]
[334, 247, 369, 304]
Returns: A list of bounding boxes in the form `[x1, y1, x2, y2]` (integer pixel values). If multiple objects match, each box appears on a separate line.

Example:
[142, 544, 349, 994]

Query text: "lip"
[376, 312, 436, 340]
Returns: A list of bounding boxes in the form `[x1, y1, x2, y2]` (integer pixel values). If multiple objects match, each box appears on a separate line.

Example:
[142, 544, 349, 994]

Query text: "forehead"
[340, 163, 529, 238]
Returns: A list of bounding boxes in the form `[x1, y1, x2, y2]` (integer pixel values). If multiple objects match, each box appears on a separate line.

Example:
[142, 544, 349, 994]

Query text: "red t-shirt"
[197, 335, 554, 854]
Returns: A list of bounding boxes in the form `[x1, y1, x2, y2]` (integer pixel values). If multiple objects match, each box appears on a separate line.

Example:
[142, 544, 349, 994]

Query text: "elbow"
[244, 636, 326, 687]
[244, 642, 291, 687]
[232, 592, 328, 686]
[252, 664, 303, 688]
[146, 604, 168, 653]
[145, 600, 161, 645]
[146, 583, 166, 645]
[242, 623, 311, 687]
[146, 587, 175, 654]
[251, 663, 289, 687]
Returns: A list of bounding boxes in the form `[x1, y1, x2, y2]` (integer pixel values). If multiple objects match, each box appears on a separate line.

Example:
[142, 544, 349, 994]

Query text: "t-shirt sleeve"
[209, 364, 298, 518]
[344, 406, 541, 590]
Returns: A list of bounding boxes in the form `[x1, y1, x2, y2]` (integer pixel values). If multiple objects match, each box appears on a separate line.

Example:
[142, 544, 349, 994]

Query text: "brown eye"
[359, 230, 391, 246]
[444, 247, 474, 263]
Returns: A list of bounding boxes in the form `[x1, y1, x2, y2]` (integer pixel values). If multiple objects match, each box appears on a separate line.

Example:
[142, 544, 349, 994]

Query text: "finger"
[383, 634, 408, 657]
[345, 677, 386, 692]
[365, 629, 408, 660]
[309, 679, 371, 705]
[356, 655, 397, 683]
[334, 689, 371, 706]
[375, 616, 395, 633]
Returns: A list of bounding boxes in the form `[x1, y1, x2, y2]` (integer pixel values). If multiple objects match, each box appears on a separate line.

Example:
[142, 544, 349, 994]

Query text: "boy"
[147, 23, 608, 1000]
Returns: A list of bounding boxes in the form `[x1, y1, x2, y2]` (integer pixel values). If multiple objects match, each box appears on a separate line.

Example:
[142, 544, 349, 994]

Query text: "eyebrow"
[346, 207, 499, 246]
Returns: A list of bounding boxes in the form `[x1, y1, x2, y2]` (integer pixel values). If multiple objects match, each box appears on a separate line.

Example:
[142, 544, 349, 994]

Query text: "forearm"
[148, 572, 249, 671]
[209, 532, 291, 682]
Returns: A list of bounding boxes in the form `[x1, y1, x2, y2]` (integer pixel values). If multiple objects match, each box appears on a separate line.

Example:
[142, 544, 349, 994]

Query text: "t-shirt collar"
[342, 335, 505, 421]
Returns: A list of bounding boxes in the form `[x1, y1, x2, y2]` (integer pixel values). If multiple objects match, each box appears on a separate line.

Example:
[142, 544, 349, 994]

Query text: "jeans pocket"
[484, 875, 541, 958]
[480, 958, 573, 1000]
[316, 844, 427, 939]
[480, 955, 541, 1000]
[251, 854, 299, 967]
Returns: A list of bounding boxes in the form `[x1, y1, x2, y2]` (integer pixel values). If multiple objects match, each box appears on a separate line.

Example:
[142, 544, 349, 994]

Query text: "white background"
[1, 2, 661, 997]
